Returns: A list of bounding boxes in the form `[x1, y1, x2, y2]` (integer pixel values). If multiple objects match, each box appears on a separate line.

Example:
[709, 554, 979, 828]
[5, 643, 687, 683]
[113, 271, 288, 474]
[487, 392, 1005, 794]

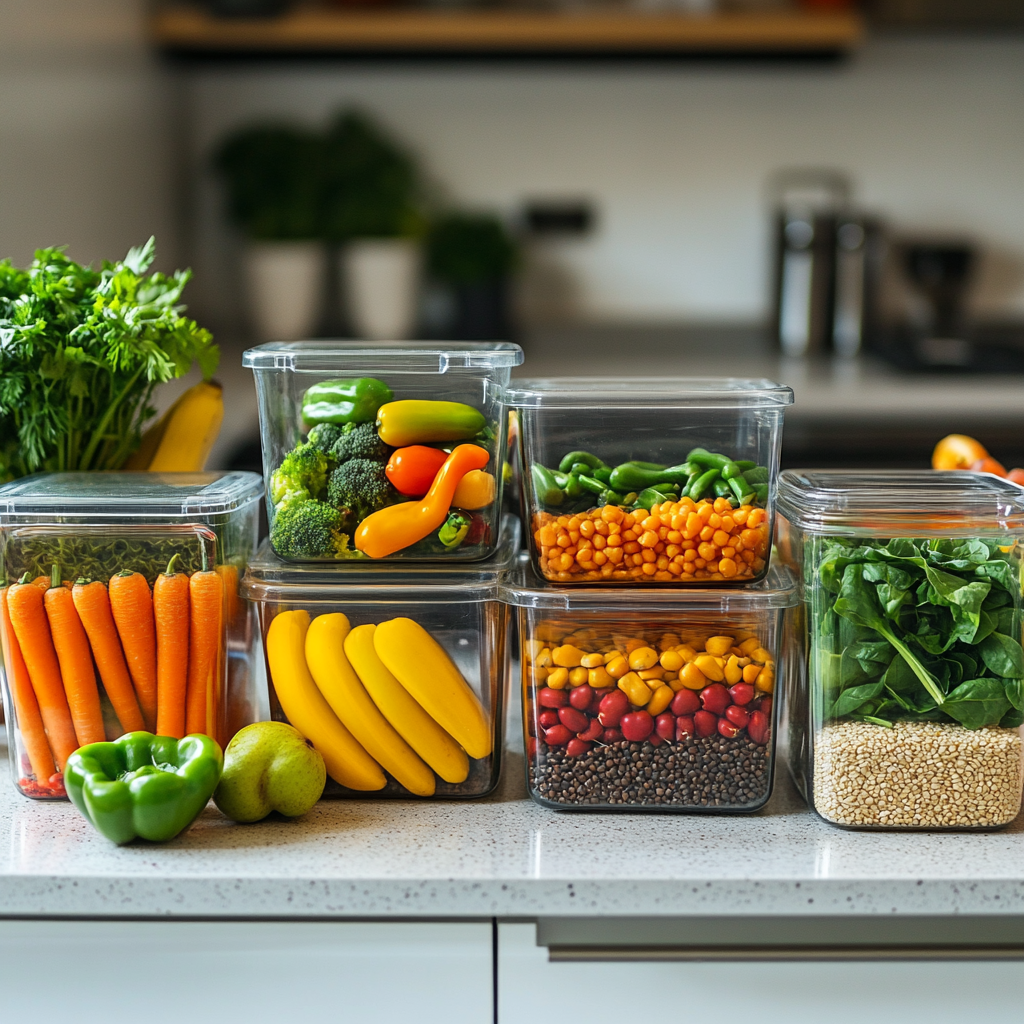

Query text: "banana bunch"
[265, 611, 491, 796]
[124, 380, 224, 472]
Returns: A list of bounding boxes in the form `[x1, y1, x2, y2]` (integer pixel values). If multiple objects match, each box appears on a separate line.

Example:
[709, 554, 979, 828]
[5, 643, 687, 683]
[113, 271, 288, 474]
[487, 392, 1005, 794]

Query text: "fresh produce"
[268, 380, 499, 560]
[265, 610, 386, 791]
[127, 381, 225, 473]
[185, 551, 225, 737]
[264, 610, 491, 795]
[533, 498, 768, 583]
[154, 556, 190, 738]
[932, 434, 1024, 484]
[354, 444, 490, 558]
[109, 569, 159, 730]
[0, 239, 218, 482]
[214, 721, 326, 823]
[65, 732, 223, 844]
[524, 627, 775, 809]
[376, 400, 486, 447]
[302, 377, 394, 426]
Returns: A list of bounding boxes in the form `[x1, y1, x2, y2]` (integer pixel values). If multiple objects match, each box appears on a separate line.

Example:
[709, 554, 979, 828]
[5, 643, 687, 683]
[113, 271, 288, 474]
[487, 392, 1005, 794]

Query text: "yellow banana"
[344, 624, 469, 784]
[265, 610, 385, 791]
[305, 613, 436, 797]
[134, 380, 224, 472]
[374, 617, 492, 760]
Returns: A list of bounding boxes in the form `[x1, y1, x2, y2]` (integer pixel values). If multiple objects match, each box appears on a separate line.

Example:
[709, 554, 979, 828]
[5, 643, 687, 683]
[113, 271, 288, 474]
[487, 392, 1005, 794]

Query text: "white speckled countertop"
[4, 731, 1024, 921]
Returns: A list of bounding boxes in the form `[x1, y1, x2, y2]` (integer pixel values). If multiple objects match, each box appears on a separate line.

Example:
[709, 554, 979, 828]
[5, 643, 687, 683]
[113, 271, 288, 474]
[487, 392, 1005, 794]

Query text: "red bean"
[590, 689, 611, 714]
[569, 684, 594, 711]
[717, 717, 740, 739]
[748, 710, 769, 745]
[558, 706, 589, 733]
[566, 738, 592, 757]
[578, 717, 604, 743]
[538, 687, 568, 708]
[725, 705, 750, 728]
[700, 683, 730, 715]
[756, 696, 772, 718]
[649, 732, 665, 747]
[694, 709, 717, 738]
[670, 688, 700, 716]
[655, 712, 675, 741]
[538, 710, 559, 729]
[545, 724, 572, 746]
[728, 683, 755, 706]
[598, 689, 629, 727]
[601, 728, 623, 743]
[675, 715, 694, 740]
[620, 710, 654, 742]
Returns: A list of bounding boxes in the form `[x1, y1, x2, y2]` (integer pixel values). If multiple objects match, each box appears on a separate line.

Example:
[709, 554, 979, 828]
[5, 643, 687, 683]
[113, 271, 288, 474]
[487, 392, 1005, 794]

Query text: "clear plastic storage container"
[778, 469, 1024, 830]
[501, 559, 797, 812]
[243, 341, 523, 563]
[240, 516, 519, 799]
[0, 472, 264, 799]
[503, 377, 792, 585]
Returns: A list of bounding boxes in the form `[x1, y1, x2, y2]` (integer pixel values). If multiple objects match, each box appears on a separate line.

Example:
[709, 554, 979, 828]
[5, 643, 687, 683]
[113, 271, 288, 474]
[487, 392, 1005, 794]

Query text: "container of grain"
[777, 469, 1024, 830]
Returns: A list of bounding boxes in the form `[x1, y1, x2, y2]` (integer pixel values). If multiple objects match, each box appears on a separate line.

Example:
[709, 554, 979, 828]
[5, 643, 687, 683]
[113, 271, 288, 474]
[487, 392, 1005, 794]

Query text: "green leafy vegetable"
[0, 239, 217, 481]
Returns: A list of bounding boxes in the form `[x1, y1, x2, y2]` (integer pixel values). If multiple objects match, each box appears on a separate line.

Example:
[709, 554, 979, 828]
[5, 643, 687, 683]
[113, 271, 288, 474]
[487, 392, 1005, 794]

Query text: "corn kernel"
[552, 644, 585, 668]
[647, 684, 674, 717]
[738, 637, 761, 656]
[569, 667, 588, 687]
[638, 667, 665, 682]
[546, 667, 570, 689]
[679, 662, 707, 690]
[742, 663, 761, 684]
[536, 647, 553, 668]
[659, 650, 684, 673]
[694, 654, 725, 682]
[523, 639, 545, 663]
[589, 666, 613, 688]
[755, 668, 774, 693]
[606, 656, 630, 679]
[750, 647, 771, 665]
[580, 652, 605, 669]
[675, 645, 697, 663]
[628, 646, 659, 671]
[704, 636, 735, 657]
[618, 672, 651, 706]
[724, 655, 743, 685]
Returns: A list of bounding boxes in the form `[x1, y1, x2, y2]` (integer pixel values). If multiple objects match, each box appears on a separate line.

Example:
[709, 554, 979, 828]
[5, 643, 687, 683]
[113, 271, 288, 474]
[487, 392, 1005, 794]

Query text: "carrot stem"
[108, 569, 158, 730]
[72, 579, 145, 735]
[155, 554, 190, 739]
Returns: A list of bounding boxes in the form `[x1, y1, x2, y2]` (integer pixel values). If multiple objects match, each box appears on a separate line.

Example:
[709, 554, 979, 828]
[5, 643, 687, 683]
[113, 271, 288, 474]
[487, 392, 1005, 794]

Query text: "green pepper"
[727, 475, 751, 503]
[608, 461, 697, 493]
[557, 451, 607, 474]
[531, 464, 565, 507]
[713, 477, 733, 498]
[753, 483, 769, 505]
[65, 732, 223, 845]
[635, 486, 676, 510]
[734, 460, 757, 472]
[439, 512, 470, 549]
[688, 467, 720, 501]
[576, 473, 607, 495]
[377, 400, 487, 447]
[599, 488, 625, 505]
[561, 473, 584, 499]
[592, 466, 613, 484]
[302, 378, 393, 425]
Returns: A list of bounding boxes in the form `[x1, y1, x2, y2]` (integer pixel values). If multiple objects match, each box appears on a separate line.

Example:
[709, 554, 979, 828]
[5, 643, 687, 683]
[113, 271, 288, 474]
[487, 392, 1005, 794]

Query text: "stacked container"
[241, 341, 523, 799]
[778, 469, 1024, 830]
[502, 378, 797, 812]
[0, 471, 264, 798]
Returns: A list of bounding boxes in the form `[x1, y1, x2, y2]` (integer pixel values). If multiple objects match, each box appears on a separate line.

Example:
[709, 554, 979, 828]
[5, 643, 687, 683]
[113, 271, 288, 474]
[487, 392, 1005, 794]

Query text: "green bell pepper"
[65, 732, 223, 845]
[302, 378, 394, 425]
[439, 512, 470, 549]
[557, 450, 607, 474]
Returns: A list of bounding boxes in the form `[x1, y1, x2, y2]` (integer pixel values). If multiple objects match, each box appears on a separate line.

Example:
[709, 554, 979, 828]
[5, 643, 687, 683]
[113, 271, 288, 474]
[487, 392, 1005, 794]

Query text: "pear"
[214, 722, 326, 823]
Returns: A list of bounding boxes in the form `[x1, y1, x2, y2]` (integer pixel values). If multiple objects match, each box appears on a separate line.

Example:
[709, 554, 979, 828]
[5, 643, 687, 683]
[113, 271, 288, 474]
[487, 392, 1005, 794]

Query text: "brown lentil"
[813, 720, 1023, 828]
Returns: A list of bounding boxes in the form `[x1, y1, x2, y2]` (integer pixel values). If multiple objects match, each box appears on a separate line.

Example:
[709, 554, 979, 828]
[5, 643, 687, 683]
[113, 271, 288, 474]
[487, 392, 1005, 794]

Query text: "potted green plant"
[321, 112, 424, 341]
[425, 212, 517, 340]
[214, 124, 325, 341]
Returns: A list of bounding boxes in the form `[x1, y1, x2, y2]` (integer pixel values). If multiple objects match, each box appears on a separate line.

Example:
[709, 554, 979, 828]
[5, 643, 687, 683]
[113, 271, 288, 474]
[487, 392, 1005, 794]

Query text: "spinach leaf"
[1004, 677, 1024, 712]
[1001, 707, 1024, 729]
[979, 632, 1024, 678]
[832, 681, 885, 718]
[942, 678, 1012, 729]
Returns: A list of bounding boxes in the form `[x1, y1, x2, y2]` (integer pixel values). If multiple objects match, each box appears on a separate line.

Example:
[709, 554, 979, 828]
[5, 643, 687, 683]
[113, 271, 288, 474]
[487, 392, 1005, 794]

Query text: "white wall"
[0, 0, 177, 271]
[187, 36, 1024, 330]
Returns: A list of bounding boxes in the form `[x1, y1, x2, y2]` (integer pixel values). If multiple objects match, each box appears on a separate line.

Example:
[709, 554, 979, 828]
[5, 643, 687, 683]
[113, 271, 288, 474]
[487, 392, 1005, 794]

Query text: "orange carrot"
[185, 552, 224, 737]
[72, 579, 145, 735]
[154, 555, 190, 739]
[1, 585, 56, 783]
[44, 566, 105, 747]
[215, 563, 241, 629]
[109, 569, 158, 730]
[7, 573, 79, 770]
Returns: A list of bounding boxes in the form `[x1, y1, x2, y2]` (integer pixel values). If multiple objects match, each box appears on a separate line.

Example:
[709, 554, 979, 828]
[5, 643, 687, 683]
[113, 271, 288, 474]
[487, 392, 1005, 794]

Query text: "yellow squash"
[265, 610, 385, 791]
[374, 617, 492, 760]
[127, 380, 224, 472]
[344, 624, 469, 784]
[305, 613, 436, 797]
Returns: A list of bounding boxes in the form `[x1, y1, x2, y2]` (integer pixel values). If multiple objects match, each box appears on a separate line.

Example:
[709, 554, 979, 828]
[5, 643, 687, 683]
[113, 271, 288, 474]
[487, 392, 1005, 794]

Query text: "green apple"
[214, 722, 326, 823]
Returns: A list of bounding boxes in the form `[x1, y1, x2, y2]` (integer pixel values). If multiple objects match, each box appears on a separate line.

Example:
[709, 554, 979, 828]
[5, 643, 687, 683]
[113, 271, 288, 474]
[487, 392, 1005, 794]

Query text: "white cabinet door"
[0, 920, 493, 1024]
[499, 922, 1024, 1024]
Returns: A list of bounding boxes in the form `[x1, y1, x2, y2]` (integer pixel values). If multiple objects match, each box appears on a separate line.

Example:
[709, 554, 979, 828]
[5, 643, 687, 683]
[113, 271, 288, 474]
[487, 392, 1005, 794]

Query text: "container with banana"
[240, 516, 518, 798]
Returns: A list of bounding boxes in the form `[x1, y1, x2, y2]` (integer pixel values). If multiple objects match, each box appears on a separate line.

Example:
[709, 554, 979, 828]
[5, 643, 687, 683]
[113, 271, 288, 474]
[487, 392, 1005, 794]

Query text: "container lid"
[500, 555, 797, 611]
[241, 514, 520, 602]
[0, 472, 264, 518]
[242, 340, 523, 373]
[502, 377, 793, 409]
[777, 469, 1024, 536]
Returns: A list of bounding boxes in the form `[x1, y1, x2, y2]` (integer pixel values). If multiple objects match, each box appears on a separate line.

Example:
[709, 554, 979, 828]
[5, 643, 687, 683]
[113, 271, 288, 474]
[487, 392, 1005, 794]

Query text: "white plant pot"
[342, 238, 421, 341]
[244, 241, 324, 342]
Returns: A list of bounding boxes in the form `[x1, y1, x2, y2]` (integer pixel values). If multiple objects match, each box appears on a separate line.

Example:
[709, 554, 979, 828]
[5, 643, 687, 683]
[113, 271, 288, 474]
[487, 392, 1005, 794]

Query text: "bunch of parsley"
[0, 239, 218, 481]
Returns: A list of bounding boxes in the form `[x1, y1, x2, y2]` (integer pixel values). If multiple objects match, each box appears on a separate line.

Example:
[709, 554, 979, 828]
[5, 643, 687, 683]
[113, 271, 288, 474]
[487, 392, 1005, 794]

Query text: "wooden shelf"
[150, 5, 865, 58]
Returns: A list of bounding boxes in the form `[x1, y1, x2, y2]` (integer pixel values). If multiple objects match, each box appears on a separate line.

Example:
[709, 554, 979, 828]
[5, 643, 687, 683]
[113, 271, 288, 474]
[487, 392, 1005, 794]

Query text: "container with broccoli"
[245, 343, 521, 561]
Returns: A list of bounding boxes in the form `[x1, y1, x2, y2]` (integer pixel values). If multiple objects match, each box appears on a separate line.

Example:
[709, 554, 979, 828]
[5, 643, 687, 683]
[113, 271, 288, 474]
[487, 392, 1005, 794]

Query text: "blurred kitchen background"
[3, 0, 1024, 473]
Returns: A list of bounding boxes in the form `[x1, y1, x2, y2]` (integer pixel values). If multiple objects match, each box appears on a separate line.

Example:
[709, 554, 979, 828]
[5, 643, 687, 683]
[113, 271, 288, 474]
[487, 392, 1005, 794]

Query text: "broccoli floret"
[269, 442, 329, 506]
[327, 458, 397, 524]
[270, 499, 351, 559]
[330, 421, 389, 463]
[306, 422, 345, 456]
